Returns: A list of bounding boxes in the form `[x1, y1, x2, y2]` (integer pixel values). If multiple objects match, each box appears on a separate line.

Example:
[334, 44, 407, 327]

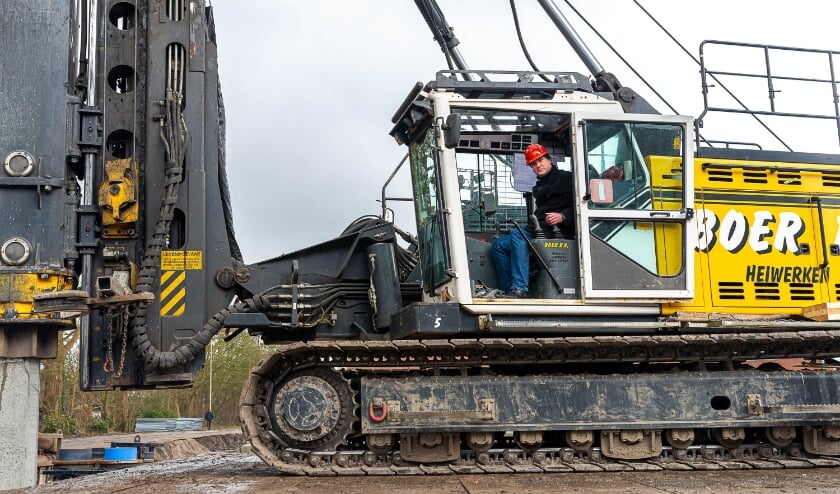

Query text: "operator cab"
[392, 72, 696, 313]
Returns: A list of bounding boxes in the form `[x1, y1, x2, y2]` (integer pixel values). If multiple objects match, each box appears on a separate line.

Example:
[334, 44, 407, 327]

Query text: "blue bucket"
[103, 447, 138, 461]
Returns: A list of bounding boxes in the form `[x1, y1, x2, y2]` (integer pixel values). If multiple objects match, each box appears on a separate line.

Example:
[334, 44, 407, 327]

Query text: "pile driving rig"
[3, 0, 840, 476]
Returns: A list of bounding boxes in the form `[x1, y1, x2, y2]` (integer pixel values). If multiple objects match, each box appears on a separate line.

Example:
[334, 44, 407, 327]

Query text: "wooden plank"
[670, 312, 794, 322]
[803, 302, 840, 322]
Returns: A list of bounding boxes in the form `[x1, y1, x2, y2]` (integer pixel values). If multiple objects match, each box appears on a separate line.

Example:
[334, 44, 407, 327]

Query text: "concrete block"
[0, 358, 40, 490]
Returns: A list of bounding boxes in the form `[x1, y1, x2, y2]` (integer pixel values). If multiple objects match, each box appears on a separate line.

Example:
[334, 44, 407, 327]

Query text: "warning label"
[161, 250, 203, 270]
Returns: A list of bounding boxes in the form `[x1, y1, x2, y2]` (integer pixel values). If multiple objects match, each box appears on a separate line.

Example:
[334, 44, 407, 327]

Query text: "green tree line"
[40, 331, 270, 435]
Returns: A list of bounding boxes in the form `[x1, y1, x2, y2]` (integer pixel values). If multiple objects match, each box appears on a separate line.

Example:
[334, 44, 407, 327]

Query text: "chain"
[103, 311, 114, 373]
[103, 305, 129, 379]
[113, 305, 129, 379]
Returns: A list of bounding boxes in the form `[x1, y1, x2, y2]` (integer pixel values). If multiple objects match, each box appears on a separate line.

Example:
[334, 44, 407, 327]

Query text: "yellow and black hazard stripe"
[159, 270, 186, 316]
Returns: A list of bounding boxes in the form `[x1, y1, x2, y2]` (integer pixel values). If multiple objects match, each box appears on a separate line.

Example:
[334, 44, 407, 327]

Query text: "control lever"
[509, 219, 564, 292]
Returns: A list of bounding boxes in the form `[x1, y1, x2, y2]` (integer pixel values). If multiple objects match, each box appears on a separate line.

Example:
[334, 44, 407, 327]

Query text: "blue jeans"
[491, 228, 534, 292]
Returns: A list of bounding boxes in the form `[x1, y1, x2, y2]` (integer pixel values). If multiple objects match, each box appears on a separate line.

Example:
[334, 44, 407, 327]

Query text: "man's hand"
[545, 212, 564, 225]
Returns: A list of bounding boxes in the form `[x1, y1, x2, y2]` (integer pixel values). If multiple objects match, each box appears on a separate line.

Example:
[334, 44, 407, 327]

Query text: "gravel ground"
[16, 451, 840, 494]
[12, 431, 840, 493]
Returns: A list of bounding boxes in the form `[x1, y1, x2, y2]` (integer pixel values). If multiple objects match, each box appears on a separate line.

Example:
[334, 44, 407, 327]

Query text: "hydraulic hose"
[128, 87, 249, 370]
[341, 216, 419, 281]
[127, 89, 206, 370]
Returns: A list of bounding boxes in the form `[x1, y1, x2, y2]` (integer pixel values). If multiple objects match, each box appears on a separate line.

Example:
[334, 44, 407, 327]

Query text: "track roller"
[665, 428, 695, 449]
[765, 427, 796, 447]
[367, 433, 395, 454]
[515, 431, 543, 452]
[714, 427, 746, 449]
[466, 432, 494, 453]
[565, 430, 594, 451]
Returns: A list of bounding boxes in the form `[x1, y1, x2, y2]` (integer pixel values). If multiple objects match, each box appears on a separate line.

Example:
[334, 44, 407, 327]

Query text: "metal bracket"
[747, 394, 763, 416]
[78, 106, 103, 153]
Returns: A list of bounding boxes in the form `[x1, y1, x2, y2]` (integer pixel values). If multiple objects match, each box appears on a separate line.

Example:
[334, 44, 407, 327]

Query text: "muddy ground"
[13, 431, 840, 493]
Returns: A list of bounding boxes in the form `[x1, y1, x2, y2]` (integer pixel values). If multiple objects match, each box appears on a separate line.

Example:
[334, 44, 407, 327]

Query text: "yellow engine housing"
[655, 155, 840, 316]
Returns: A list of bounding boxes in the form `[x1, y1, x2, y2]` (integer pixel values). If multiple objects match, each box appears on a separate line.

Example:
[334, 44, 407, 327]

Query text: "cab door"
[573, 113, 695, 300]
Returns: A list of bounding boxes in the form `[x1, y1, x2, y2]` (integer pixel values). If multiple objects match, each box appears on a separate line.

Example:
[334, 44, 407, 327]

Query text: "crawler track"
[239, 332, 840, 475]
[252, 443, 840, 476]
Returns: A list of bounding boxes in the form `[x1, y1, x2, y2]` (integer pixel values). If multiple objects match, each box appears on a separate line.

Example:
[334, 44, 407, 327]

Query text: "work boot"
[505, 288, 528, 299]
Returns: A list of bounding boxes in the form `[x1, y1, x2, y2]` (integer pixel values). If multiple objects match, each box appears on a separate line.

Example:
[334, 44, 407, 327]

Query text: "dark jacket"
[531, 166, 575, 238]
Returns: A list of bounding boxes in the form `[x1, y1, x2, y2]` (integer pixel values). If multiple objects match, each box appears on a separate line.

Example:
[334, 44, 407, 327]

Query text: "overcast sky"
[208, 0, 840, 263]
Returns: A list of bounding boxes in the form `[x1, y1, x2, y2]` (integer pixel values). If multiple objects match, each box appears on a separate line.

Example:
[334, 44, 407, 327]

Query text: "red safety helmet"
[524, 143, 549, 165]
